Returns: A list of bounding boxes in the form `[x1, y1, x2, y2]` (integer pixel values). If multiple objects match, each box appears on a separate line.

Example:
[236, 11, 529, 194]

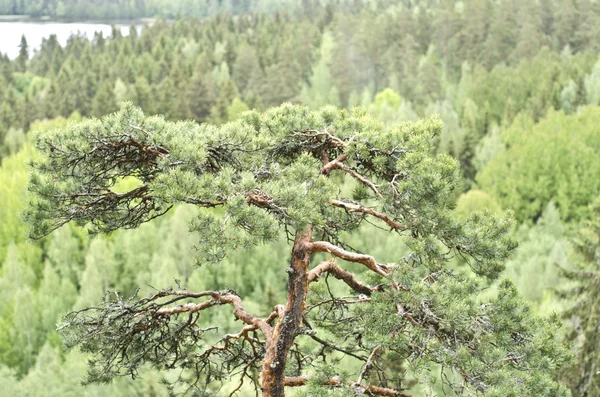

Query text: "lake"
[0, 20, 143, 59]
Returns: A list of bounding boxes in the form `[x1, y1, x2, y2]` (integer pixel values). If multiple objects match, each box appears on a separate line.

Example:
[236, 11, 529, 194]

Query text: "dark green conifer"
[16, 34, 29, 72]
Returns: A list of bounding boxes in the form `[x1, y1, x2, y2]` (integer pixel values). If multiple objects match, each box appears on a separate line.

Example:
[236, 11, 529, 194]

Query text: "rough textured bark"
[260, 227, 313, 396]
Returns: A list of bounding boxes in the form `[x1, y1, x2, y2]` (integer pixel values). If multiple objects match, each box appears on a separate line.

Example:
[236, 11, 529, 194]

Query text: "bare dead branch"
[357, 346, 382, 385]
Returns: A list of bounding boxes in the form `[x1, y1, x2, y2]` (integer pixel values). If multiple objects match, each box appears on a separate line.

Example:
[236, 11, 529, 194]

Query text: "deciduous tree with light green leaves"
[26, 103, 571, 396]
[478, 108, 600, 223]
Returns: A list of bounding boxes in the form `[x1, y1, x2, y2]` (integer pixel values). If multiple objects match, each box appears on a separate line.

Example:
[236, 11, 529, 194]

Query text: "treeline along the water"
[2, 0, 600, 183]
[3, 0, 421, 19]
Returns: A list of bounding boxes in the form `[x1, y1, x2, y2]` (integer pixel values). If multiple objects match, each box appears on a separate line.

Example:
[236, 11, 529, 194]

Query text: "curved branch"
[154, 290, 273, 338]
[58, 287, 272, 386]
[337, 164, 382, 198]
[309, 241, 390, 277]
[331, 200, 408, 231]
[315, 142, 381, 198]
[321, 153, 348, 175]
[326, 161, 382, 198]
[357, 346, 382, 385]
[308, 260, 382, 295]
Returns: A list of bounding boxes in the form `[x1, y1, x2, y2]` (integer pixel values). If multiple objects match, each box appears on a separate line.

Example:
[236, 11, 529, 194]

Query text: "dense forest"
[0, 0, 600, 396]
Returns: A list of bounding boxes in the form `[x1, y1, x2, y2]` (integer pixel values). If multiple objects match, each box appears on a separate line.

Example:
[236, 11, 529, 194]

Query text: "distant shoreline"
[0, 15, 156, 24]
[0, 15, 31, 21]
[0, 19, 149, 59]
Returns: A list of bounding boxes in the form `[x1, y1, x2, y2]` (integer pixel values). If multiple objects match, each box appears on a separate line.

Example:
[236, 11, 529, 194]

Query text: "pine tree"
[516, 2, 549, 56]
[128, 76, 153, 114]
[481, 0, 517, 69]
[44, 226, 86, 289]
[0, 127, 26, 158]
[25, 103, 571, 396]
[415, 46, 443, 105]
[572, 0, 600, 52]
[367, 88, 418, 126]
[10, 286, 42, 374]
[0, 243, 41, 374]
[0, 366, 17, 397]
[0, 243, 36, 314]
[113, 222, 160, 297]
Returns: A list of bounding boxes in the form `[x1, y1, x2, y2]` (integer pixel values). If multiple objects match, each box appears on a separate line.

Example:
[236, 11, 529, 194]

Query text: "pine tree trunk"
[260, 227, 313, 396]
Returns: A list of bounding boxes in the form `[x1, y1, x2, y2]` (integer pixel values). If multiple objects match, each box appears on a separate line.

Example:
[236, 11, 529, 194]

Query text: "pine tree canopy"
[26, 103, 571, 396]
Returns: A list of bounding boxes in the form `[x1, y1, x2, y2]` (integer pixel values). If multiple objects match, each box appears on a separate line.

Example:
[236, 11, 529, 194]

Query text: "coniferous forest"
[1, 1, 600, 396]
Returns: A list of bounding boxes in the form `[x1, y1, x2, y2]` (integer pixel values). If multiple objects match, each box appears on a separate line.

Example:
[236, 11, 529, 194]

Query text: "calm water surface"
[0, 21, 140, 59]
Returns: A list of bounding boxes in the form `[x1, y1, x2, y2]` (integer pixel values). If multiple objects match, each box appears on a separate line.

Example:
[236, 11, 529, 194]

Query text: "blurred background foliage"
[0, 0, 599, 395]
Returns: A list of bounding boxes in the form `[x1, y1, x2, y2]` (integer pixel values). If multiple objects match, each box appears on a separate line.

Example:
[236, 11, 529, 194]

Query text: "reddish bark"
[260, 227, 313, 396]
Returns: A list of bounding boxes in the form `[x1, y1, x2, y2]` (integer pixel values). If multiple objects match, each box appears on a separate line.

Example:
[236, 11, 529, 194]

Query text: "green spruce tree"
[16, 35, 29, 72]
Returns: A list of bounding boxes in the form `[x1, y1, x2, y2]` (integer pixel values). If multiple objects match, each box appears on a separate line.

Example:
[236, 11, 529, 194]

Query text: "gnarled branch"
[310, 241, 391, 277]
[331, 200, 408, 231]
[308, 260, 382, 296]
[154, 290, 273, 338]
[321, 153, 348, 175]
